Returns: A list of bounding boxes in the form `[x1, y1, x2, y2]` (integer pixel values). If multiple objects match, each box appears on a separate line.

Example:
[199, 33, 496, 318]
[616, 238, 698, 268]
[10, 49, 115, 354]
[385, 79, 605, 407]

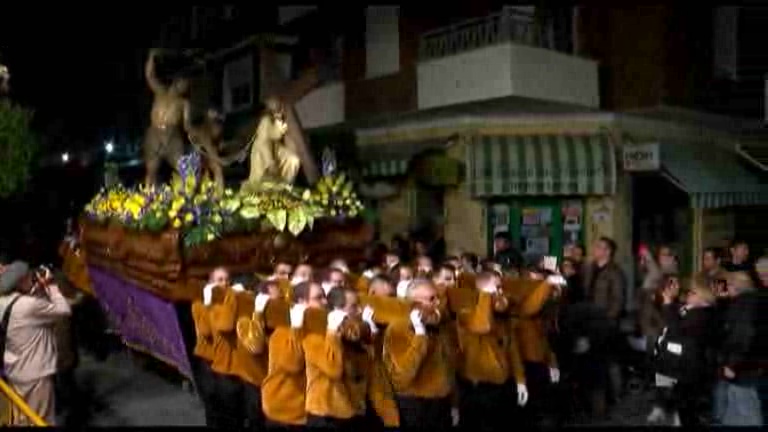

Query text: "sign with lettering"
[88, 266, 192, 379]
[623, 143, 660, 171]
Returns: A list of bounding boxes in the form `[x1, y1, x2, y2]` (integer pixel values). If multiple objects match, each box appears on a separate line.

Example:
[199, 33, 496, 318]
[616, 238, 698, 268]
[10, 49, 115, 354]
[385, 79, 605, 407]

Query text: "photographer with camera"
[0, 261, 71, 425]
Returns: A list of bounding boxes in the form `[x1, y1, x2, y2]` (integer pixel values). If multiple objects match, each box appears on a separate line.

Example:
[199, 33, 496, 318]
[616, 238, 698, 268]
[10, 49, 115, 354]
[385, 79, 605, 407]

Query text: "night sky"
[2, 5, 178, 151]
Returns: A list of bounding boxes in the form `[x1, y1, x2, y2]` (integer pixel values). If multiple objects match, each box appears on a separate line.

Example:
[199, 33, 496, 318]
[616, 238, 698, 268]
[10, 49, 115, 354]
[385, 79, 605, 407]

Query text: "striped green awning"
[359, 139, 447, 178]
[467, 134, 616, 197]
[361, 159, 410, 177]
[662, 143, 768, 209]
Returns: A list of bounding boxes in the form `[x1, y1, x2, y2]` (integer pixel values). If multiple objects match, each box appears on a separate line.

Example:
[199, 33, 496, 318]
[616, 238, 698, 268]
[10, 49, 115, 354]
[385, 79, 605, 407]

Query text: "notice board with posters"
[486, 198, 585, 264]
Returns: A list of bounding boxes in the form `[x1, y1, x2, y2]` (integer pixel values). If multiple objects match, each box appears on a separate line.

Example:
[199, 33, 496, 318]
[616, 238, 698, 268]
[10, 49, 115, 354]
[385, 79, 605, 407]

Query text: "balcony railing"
[419, 8, 560, 62]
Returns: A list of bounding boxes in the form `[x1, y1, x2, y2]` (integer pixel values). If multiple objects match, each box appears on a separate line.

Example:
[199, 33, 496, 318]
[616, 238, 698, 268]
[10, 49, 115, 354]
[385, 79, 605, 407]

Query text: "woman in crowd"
[649, 276, 717, 426]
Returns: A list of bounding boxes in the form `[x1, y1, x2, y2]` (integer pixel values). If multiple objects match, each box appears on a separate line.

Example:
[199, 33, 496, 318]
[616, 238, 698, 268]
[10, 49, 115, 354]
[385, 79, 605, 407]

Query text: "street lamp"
[61, 152, 70, 163]
[105, 140, 114, 154]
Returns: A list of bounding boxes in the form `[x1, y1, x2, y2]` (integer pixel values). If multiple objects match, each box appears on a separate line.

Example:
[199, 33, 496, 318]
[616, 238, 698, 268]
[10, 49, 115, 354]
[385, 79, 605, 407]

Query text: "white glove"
[542, 256, 558, 272]
[267, 274, 278, 281]
[321, 282, 335, 295]
[202, 283, 216, 306]
[362, 306, 378, 334]
[231, 283, 245, 292]
[574, 337, 590, 354]
[517, 383, 529, 406]
[254, 293, 270, 313]
[289, 304, 307, 329]
[363, 269, 376, 279]
[550, 367, 560, 383]
[451, 407, 460, 426]
[480, 282, 498, 294]
[291, 276, 307, 286]
[396, 280, 412, 299]
[546, 275, 567, 286]
[327, 310, 347, 332]
[409, 309, 426, 336]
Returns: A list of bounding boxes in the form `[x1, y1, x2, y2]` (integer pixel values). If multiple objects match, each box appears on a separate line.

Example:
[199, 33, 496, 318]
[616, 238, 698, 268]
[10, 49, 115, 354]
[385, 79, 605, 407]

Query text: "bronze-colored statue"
[143, 49, 190, 186]
[243, 98, 301, 188]
[185, 106, 226, 194]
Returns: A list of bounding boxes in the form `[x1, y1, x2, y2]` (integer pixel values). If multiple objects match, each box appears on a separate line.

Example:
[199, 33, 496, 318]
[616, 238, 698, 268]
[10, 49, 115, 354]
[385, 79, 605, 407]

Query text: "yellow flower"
[172, 218, 182, 229]
[206, 233, 215, 241]
[184, 213, 194, 223]
[212, 214, 222, 224]
[168, 209, 178, 219]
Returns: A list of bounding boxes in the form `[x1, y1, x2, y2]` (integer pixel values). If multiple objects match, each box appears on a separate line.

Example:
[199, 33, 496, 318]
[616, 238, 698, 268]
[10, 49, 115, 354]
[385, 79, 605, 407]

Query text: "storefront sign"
[623, 143, 660, 171]
[88, 266, 192, 379]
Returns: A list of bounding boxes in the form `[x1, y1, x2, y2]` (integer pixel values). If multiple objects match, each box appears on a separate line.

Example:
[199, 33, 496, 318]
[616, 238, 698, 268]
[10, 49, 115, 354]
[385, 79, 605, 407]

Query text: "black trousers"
[395, 395, 452, 432]
[655, 383, 706, 427]
[54, 367, 78, 416]
[192, 359, 216, 426]
[243, 383, 266, 431]
[265, 420, 305, 432]
[458, 379, 514, 432]
[208, 372, 245, 428]
[521, 361, 555, 428]
[363, 399, 399, 432]
[306, 414, 354, 431]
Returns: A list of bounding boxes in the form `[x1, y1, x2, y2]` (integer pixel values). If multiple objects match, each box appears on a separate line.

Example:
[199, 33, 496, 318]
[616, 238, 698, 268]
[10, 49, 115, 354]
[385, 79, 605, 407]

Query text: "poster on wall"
[562, 200, 583, 249]
[520, 206, 552, 257]
[526, 237, 550, 256]
[491, 204, 510, 234]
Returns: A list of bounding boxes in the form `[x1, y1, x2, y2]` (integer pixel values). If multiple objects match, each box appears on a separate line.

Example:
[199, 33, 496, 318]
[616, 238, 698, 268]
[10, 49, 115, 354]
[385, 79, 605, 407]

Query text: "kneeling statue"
[243, 98, 300, 189]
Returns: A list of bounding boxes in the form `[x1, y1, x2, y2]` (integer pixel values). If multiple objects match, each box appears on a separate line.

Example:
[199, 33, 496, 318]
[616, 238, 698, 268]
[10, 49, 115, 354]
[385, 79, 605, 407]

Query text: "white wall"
[417, 42, 599, 109]
[294, 82, 346, 129]
[365, 6, 401, 79]
[278, 6, 318, 25]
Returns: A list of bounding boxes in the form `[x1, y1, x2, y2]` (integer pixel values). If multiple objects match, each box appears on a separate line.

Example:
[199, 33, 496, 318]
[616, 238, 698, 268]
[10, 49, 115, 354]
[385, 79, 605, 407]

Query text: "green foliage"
[0, 100, 38, 197]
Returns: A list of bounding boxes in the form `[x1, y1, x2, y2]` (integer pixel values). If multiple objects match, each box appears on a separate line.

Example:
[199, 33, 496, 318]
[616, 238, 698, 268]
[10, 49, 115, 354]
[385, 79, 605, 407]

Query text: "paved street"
[63, 348, 204, 427]
[61, 343, 663, 428]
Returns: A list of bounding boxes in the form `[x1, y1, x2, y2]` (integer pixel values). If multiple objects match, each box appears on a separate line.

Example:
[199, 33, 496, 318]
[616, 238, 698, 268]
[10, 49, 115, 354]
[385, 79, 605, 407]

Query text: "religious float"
[59, 49, 374, 378]
[59, 49, 546, 380]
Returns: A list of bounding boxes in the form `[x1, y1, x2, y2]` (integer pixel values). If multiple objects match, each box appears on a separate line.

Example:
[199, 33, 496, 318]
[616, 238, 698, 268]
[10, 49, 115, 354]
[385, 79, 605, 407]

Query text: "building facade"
[149, 5, 768, 298]
[288, 5, 768, 308]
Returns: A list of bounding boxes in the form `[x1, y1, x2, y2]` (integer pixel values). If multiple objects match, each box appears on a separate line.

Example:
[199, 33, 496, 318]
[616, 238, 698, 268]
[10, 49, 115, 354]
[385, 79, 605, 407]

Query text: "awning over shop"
[662, 143, 768, 209]
[466, 133, 616, 197]
[359, 139, 447, 178]
[361, 159, 410, 177]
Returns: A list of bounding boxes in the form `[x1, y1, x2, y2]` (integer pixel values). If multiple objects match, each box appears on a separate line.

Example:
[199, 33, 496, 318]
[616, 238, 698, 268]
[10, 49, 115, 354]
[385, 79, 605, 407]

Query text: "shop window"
[488, 198, 585, 262]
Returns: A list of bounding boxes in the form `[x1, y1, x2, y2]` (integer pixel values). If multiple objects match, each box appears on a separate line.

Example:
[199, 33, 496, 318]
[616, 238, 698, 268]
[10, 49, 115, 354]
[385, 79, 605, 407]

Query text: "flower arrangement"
[84, 154, 365, 248]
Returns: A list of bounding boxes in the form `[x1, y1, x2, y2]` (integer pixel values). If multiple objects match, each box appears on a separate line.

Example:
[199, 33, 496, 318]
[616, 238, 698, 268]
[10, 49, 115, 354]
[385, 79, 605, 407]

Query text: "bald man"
[382, 279, 452, 431]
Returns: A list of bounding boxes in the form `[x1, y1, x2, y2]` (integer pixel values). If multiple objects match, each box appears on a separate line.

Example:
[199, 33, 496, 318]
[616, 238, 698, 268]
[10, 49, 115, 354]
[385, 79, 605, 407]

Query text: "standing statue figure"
[243, 98, 301, 188]
[0, 64, 9, 96]
[143, 48, 190, 187]
[184, 106, 226, 195]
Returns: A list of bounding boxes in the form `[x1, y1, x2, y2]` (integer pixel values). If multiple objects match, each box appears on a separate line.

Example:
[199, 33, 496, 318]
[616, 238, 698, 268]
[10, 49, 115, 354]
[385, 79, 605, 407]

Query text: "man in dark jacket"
[723, 240, 761, 288]
[581, 236, 627, 413]
[713, 271, 763, 426]
[492, 231, 524, 272]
